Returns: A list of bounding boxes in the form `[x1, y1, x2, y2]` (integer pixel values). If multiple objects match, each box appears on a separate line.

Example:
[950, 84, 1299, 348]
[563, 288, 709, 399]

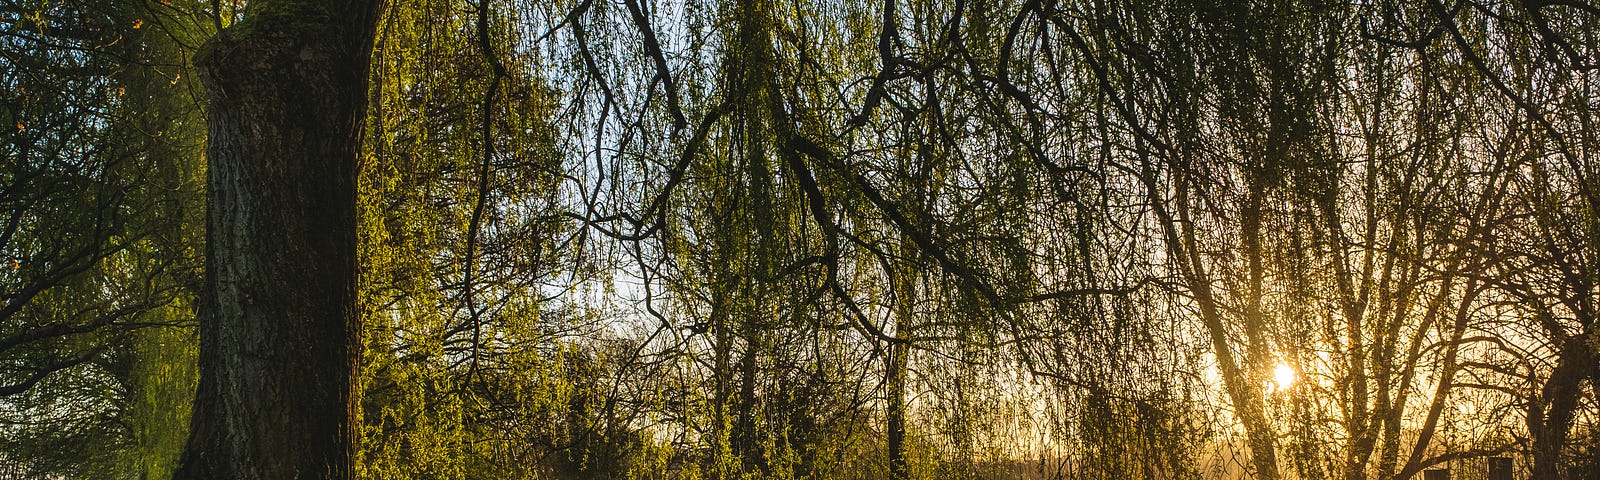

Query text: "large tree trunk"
[176, 2, 382, 479]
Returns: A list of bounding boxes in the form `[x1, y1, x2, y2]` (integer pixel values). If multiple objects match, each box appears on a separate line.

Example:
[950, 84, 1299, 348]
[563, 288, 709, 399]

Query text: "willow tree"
[356, 1, 578, 476]
[1438, 3, 1600, 477]
[0, 1, 205, 476]
[176, 1, 384, 478]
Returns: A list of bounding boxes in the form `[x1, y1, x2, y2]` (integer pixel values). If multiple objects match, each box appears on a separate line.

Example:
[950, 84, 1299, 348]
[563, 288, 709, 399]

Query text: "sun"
[1271, 362, 1297, 392]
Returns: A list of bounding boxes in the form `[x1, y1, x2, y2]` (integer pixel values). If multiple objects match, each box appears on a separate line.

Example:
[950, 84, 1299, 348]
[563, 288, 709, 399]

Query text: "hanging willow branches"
[2, 0, 1599, 479]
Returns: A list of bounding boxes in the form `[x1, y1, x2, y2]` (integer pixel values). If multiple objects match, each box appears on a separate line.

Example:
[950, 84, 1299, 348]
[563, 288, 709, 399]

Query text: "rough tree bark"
[175, 1, 383, 478]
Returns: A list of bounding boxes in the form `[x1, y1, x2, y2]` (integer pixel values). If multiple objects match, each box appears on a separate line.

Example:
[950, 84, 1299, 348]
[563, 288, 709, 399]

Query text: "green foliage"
[0, 1, 206, 477]
[8, 0, 1600, 478]
[356, 2, 583, 478]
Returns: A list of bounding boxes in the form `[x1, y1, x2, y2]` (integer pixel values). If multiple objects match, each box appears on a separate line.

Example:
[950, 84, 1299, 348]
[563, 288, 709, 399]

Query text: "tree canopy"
[1, 0, 1598, 479]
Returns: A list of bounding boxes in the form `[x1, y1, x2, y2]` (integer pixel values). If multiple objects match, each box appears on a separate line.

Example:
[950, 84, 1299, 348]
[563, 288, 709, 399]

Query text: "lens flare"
[1272, 362, 1297, 392]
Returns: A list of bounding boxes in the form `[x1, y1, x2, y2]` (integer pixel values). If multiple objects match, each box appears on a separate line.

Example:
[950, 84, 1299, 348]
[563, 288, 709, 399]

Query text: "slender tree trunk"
[1170, 179, 1280, 480]
[886, 233, 918, 480]
[735, 329, 763, 473]
[1238, 184, 1283, 480]
[176, 2, 382, 478]
[1528, 337, 1593, 480]
[886, 339, 909, 480]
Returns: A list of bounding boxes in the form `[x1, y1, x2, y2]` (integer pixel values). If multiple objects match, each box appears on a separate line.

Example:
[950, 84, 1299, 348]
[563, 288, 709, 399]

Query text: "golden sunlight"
[1272, 362, 1297, 393]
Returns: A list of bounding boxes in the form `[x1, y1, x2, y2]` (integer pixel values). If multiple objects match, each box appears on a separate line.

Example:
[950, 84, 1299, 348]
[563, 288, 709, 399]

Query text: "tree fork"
[176, 1, 383, 478]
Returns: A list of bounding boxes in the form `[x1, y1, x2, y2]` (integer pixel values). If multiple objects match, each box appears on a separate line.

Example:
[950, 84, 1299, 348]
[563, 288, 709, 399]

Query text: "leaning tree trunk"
[176, 2, 382, 479]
